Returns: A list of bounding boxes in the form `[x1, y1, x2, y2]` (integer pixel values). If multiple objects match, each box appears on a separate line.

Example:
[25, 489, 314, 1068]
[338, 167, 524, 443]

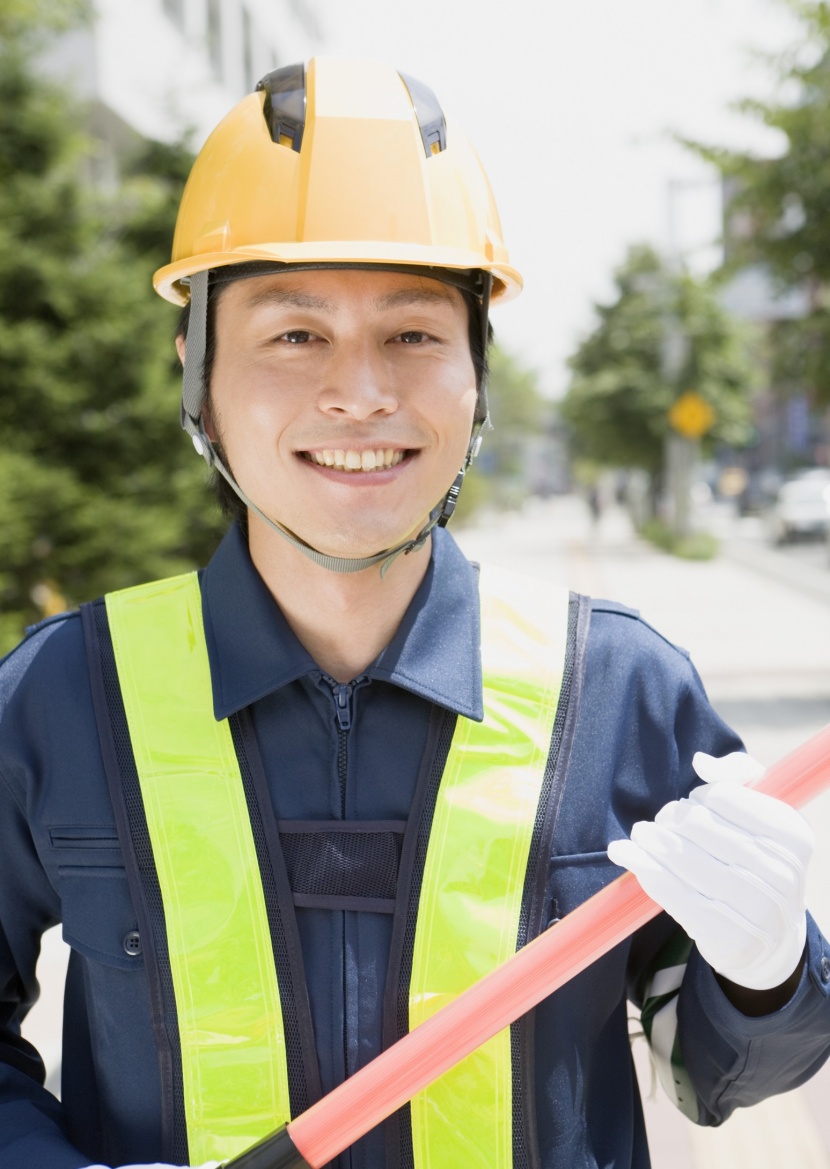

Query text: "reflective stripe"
[409, 565, 568, 1169]
[106, 574, 291, 1165]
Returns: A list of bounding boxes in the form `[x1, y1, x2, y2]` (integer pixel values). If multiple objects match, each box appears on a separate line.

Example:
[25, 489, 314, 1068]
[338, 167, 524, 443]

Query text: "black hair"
[175, 269, 492, 529]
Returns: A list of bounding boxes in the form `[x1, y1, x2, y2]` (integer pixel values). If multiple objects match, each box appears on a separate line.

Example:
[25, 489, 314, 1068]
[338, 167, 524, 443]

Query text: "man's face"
[206, 268, 477, 559]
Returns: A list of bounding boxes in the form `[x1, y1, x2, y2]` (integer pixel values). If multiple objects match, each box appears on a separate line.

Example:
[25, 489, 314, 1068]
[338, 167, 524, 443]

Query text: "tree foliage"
[488, 346, 544, 433]
[0, 21, 224, 653]
[560, 245, 755, 475]
[453, 340, 547, 520]
[0, 0, 91, 41]
[684, 0, 830, 400]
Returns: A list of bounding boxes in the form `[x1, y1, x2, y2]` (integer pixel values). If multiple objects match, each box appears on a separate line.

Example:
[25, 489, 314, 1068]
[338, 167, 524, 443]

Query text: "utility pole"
[667, 392, 715, 538]
[662, 177, 721, 539]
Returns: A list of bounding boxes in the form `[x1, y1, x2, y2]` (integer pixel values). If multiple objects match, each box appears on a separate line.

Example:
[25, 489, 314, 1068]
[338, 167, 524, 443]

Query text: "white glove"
[607, 751, 814, 991]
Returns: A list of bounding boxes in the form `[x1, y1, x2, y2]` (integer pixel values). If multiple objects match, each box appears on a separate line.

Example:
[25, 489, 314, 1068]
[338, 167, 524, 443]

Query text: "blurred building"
[42, 0, 322, 173]
[718, 174, 830, 483]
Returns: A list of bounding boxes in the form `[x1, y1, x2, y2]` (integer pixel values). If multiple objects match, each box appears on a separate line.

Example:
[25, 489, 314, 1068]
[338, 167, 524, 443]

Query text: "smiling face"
[203, 268, 478, 560]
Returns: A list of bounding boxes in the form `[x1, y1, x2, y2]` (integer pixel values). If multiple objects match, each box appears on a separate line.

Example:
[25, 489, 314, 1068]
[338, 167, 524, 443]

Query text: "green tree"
[685, 1, 830, 401]
[454, 341, 546, 521]
[0, 0, 91, 39]
[0, 16, 224, 653]
[560, 245, 755, 477]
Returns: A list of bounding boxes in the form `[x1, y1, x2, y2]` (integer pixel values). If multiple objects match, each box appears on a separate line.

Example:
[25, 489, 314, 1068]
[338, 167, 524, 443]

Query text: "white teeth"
[308, 448, 407, 470]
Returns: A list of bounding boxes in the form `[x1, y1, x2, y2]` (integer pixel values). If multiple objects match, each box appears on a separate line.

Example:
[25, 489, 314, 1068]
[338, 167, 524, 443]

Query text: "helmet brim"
[154, 243, 523, 307]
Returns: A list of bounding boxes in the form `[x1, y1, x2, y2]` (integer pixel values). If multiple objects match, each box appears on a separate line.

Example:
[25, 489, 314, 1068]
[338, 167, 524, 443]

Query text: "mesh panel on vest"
[228, 715, 312, 1117]
[396, 711, 457, 1169]
[279, 826, 404, 901]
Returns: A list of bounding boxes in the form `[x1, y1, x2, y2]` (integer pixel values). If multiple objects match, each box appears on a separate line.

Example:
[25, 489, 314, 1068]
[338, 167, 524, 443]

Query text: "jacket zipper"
[321, 673, 369, 1129]
[323, 675, 368, 813]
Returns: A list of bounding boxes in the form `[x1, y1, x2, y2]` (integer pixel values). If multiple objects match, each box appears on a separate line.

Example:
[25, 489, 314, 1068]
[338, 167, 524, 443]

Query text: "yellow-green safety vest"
[90, 564, 570, 1166]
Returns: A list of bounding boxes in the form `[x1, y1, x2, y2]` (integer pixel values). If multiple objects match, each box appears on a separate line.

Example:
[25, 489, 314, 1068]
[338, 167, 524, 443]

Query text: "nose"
[316, 338, 399, 421]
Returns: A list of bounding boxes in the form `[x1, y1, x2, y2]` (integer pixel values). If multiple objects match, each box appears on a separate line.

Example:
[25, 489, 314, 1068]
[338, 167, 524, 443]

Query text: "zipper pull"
[334, 683, 352, 732]
[321, 673, 369, 731]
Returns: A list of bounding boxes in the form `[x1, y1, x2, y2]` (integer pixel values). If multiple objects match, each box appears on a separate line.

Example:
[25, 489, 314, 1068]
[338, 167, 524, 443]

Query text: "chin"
[312, 532, 421, 560]
[303, 515, 432, 560]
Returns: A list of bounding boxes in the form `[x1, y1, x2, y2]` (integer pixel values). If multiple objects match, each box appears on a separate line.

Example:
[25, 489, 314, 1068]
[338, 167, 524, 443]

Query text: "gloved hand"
[607, 751, 814, 991]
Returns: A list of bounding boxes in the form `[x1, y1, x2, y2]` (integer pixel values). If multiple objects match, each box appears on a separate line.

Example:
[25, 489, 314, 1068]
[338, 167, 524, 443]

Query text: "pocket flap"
[60, 870, 142, 971]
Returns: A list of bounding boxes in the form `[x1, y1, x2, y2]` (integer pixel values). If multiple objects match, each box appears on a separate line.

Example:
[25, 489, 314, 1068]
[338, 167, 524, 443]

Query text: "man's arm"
[0, 761, 93, 1169]
[679, 912, 830, 1124]
[0, 679, 219, 1169]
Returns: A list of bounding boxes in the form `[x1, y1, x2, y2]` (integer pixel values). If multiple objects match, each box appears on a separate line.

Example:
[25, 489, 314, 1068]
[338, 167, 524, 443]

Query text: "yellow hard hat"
[153, 56, 522, 306]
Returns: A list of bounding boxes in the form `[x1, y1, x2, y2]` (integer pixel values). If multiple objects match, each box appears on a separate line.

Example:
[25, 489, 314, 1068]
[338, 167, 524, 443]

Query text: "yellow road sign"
[668, 391, 715, 439]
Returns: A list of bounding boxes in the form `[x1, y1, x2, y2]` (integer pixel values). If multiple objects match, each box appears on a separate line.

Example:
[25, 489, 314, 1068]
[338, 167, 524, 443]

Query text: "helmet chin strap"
[180, 269, 490, 577]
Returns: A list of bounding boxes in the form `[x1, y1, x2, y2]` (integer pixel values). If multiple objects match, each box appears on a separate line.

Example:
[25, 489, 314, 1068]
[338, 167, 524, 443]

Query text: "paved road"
[456, 494, 830, 1169]
[21, 496, 830, 1163]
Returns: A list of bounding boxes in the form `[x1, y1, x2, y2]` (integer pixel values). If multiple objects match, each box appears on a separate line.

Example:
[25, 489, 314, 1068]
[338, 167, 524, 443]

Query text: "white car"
[767, 472, 830, 545]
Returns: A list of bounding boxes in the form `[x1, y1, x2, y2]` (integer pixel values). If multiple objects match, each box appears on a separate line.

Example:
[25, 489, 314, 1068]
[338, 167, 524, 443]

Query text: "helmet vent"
[256, 63, 306, 152]
[399, 71, 447, 158]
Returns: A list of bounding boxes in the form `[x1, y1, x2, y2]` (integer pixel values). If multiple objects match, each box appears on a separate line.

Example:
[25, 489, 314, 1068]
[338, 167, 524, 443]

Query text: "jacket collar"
[201, 525, 483, 722]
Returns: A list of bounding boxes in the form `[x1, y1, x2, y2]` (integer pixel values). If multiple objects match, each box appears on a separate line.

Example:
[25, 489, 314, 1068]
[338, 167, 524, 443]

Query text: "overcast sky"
[320, 0, 801, 394]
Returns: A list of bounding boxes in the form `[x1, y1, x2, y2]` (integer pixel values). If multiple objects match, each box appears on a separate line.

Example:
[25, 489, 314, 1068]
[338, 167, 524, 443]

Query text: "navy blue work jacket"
[2, 525, 830, 1169]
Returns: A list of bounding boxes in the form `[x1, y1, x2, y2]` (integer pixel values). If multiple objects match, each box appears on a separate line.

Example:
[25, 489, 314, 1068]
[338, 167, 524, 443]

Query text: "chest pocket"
[279, 819, 406, 913]
[50, 826, 140, 970]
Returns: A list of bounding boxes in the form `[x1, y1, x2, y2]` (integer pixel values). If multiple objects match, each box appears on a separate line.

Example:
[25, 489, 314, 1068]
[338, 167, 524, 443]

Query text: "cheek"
[212, 366, 296, 447]
[437, 380, 478, 452]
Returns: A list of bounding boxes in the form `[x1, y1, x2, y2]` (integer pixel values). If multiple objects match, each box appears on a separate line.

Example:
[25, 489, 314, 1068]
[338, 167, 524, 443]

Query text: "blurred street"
[22, 494, 830, 1166]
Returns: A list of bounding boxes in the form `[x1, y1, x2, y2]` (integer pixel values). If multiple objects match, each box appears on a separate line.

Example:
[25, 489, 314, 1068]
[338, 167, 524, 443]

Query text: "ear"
[175, 334, 186, 366]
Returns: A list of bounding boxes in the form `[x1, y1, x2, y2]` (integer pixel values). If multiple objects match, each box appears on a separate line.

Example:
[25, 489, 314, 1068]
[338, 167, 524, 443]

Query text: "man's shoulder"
[587, 596, 640, 621]
[0, 609, 85, 705]
[586, 595, 691, 660]
[24, 609, 81, 639]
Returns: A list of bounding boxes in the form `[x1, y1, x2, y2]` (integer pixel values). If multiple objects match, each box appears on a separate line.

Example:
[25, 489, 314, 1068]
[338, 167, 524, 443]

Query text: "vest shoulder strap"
[408, 564, 569, 1169]
[105, 572, 292, 1165]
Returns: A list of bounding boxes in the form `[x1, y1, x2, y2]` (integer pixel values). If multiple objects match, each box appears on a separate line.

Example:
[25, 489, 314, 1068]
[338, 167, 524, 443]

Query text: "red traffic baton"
[227, 722, 830, 1169]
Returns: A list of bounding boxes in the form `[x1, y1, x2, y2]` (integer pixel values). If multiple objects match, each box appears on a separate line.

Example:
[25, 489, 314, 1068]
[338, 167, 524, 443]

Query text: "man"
[0, 57, 828, 1169]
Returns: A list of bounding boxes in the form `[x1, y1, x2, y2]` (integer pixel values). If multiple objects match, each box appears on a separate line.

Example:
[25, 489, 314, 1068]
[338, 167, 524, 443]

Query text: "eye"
[396, 331, 431, 344]
[279, 330, 313, 344]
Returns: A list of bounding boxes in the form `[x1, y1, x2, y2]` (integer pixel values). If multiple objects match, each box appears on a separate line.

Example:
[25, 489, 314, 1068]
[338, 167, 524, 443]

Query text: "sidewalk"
[457, 495, 830, 1169]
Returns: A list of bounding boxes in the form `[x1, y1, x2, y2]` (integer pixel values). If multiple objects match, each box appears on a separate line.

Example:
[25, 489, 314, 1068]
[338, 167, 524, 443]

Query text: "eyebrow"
[374, 287, 459, 311]
[241, 283, 459, 314]
[244, 286, 333, 312]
